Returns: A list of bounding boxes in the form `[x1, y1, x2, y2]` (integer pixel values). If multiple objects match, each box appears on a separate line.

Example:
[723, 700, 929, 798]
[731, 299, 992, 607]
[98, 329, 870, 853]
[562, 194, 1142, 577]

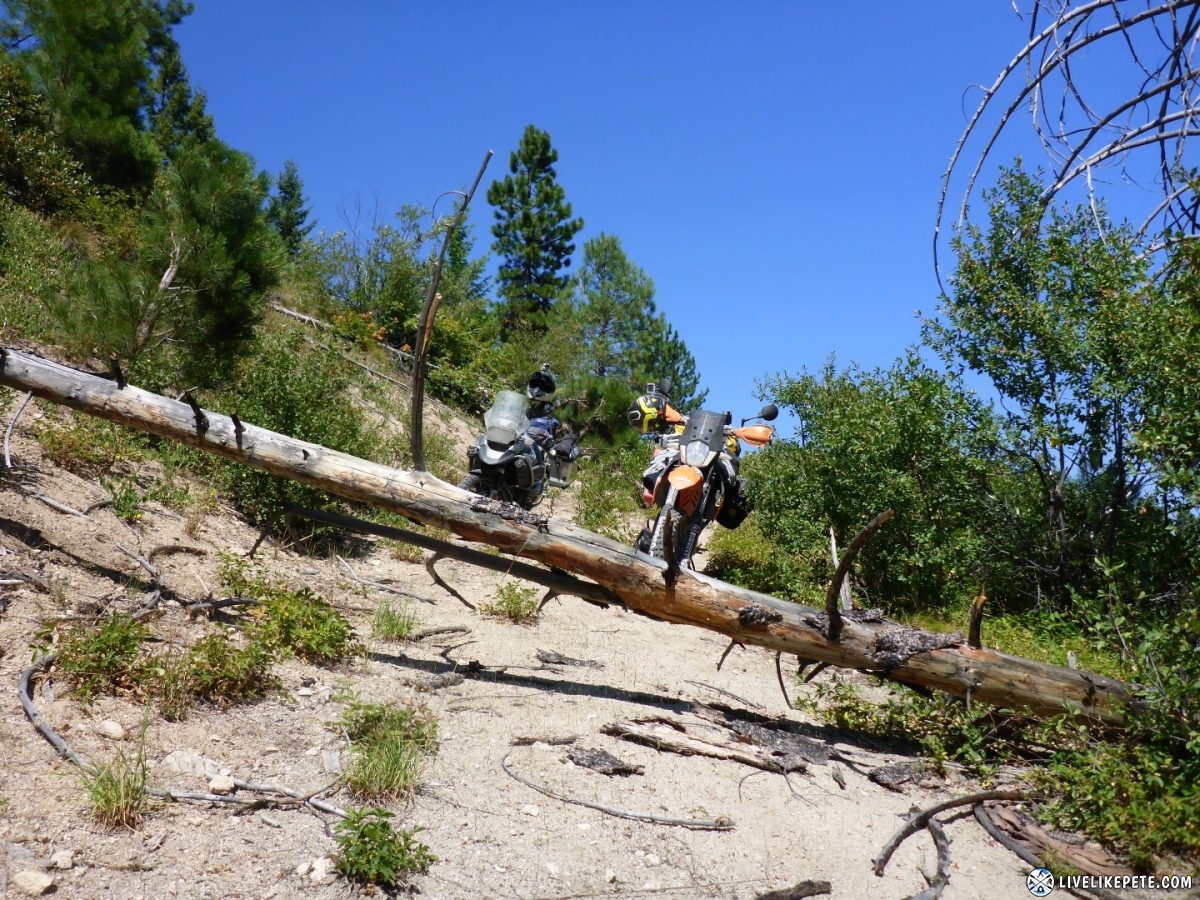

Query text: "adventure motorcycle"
[636, 403, 778, 573]
[459, 390, 581, 510]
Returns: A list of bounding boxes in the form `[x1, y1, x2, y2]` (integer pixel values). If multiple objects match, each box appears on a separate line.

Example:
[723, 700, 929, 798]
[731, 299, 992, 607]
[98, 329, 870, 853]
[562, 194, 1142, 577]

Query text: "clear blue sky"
[173, 2, 1066, 426]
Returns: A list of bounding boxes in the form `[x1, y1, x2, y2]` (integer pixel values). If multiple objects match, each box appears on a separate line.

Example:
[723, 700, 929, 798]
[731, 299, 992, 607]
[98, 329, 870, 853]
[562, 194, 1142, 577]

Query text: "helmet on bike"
[527, 368, 557, 402]
[628, 392, 668, 434]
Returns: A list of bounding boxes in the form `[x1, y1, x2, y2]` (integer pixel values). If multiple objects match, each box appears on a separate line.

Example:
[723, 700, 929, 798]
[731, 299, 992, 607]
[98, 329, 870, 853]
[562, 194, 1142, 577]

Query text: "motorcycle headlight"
[682, 439, 711, 467]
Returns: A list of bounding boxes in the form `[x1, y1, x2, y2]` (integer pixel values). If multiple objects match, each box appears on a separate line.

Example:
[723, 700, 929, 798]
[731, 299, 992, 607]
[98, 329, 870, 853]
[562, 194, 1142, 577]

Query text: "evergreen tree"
[148, 31, 214, 159]
[3, 0, 164, 195]
[266, 159, 314, 257]
[486, 124, 583, 337]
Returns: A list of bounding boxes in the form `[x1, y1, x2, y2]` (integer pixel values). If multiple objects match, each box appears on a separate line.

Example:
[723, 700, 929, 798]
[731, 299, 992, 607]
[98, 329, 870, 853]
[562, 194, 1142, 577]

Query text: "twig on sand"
[501, 753, 734, 830]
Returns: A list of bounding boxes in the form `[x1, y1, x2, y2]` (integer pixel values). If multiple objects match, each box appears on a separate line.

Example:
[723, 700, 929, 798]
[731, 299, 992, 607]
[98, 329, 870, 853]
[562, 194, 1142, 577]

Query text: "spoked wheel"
[647, 487, 678, 559]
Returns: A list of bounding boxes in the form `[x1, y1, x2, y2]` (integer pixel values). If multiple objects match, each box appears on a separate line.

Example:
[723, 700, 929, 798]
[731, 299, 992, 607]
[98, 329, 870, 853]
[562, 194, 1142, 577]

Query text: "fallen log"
[0, 346, 1131, 724]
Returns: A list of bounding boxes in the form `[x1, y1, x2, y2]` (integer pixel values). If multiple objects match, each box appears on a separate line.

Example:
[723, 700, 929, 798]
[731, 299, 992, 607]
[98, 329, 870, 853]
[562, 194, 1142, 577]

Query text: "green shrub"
[480, 581, 540, 623]
[33, 407, 151, 475]
[706, 515, 811, 600]
[210, 327, 381, 528]
[334, 808, 435, 889]
[573, 443, 643, 541]
[218, 554, 361, 664]
[177, 632, 279, 710]
[55, 613, 149, 703]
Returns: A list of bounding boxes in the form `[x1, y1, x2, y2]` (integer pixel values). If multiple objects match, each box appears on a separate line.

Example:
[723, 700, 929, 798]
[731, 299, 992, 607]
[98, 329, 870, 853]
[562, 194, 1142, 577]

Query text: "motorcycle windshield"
[679, 410, 727, 466]
[483, 390, 530, 446]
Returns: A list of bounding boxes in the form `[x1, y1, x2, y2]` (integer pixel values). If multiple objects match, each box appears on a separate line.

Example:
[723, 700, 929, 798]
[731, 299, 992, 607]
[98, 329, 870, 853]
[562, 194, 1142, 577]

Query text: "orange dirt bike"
[635, 403, 778, 578]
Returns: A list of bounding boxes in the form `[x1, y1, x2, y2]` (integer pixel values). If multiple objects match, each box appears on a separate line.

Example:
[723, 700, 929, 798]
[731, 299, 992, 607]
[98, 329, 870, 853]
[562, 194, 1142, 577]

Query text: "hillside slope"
[0, 390, 1072, 900]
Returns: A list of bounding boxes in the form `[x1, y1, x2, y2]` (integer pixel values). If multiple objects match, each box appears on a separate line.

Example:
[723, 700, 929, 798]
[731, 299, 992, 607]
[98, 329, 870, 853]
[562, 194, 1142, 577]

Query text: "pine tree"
[266, 159, 315, 257]
[4, 0, 163, 195]
[148, 32, 214, 160]
[486, 124, 583, 338]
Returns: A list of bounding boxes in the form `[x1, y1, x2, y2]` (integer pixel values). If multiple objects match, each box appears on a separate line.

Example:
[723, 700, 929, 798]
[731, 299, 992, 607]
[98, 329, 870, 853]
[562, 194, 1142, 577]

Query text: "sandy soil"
[0, 393, 1076, 900]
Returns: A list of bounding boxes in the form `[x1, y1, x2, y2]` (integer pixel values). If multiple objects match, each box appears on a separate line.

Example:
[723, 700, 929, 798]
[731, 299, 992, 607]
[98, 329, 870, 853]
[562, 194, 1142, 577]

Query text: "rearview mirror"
[759, 403, 778, 422]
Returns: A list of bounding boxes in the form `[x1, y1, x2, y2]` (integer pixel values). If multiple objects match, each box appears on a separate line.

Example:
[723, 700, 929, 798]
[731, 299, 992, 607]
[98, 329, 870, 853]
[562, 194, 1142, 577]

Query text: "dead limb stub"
[0, 346, 1133, 725]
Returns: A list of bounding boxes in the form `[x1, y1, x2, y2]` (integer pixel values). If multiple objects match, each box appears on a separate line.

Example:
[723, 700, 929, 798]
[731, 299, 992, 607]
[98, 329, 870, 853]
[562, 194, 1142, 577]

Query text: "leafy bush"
[480, 581, 540, 623]
[706, 515, 810, 600]
[55, 613, 150, 703]
[334, 808, 435, 889]
[33, 407, 151, 475]
[219, 554, 360, 664]
[209, 327, 382, 527]
[573, 442, 643, 542]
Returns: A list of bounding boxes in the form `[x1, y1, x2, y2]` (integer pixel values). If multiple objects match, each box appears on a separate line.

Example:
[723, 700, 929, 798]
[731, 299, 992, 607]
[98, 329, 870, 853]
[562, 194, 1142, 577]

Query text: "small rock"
[645, 852, 661, 866]
[96, 719, 125, 740]
[208, 774, 236, 795]
[158, 750, 223, 779]
[320, 750, 341, 775]
[296, 687, 314, 697]
[260, 814, 283, 829]
[520, 804, 540, 817]
[605, 870, 618, 884]
[545, 861, 559, 876]
[12, 870, 54, 896]
[309, 856, 336, 883]
[50, 849, 74, 870]
[293, 860, 312, 877]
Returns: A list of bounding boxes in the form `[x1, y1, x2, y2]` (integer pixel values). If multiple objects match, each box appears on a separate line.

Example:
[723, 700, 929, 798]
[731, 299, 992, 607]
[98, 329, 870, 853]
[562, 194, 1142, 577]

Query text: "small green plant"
[35, 409, 150, 475]
[372, 599, 418, 641]
[55, 613, 149, 703]
[183, 632, 278, 706]
[100, 474, 142, 522]
[480, 581, 540, 623]
[218, 554, 361, 663]
[80, 741, 149, 829]
[333, 808, 435, 889]
[336, 700, 438, 800]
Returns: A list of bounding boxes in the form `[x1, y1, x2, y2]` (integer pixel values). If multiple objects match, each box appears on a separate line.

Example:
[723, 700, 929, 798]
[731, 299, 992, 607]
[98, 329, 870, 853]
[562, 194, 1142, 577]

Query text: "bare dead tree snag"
[0, 347, 1132, 725]
[410, 150, 493, 471]
[968, 587, 987, 649]
[824, 510, 894, 641]
[937, 0, 1200, 288]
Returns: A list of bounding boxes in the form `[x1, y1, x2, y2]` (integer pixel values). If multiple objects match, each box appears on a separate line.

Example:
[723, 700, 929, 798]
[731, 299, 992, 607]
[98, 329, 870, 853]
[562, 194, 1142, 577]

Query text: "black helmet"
[528, 368, 557, 402]
[655, 378, 672, 399]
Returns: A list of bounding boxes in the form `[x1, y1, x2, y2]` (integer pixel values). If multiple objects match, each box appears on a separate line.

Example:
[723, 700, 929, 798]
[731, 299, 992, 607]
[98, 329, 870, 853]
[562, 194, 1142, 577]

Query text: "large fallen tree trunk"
[0, 347, 1131, 724]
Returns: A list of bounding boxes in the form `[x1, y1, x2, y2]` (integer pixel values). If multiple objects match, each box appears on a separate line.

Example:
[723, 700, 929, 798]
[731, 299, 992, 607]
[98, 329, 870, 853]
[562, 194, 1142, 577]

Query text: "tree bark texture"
[0, 347, 1130, 724]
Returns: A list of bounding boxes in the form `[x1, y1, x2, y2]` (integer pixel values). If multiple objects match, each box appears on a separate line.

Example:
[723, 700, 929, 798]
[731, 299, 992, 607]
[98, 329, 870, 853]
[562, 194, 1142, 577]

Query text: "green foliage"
[5, 0, 161, 195]
[171, 631, 278, 713]
[56, 613, 150, 703]
[487, 124, 583, 336]
[210, 328, 380, 527]
[32, 406, 151, 475]
[0, 200, 68, 342]
[573, 442, 643, 541]
[480, 581, 540, 623]
[337, 700, 438, 800]
[0, 58, 95, 216]
[100, 474, 142, 522]
[706, 515, 809, 600]
[266, 159, 314, 257]
[218, 554, 361, 664]
[928, 161, 1190, 608]
[372, 599, 418, 642]
[755, 350, 1010, 610]
[333, 808, 435, 889]
[80, 739, 149, 830]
